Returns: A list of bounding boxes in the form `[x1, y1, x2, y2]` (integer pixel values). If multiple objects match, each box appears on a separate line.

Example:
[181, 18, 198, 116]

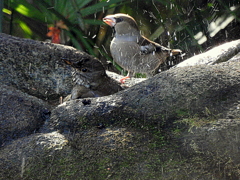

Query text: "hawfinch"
[103, 13, 181, 82]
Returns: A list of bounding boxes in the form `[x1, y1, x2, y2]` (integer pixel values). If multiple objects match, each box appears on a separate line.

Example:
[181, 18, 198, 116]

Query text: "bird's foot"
[120, 76, 130, 84]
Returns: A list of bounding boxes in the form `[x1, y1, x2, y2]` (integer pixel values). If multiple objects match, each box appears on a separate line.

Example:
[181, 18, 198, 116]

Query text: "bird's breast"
[110, 38, 140, 64]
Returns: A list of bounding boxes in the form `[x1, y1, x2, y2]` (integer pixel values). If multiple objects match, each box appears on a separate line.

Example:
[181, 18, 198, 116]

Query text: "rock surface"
[175, 39, 240, 67]
[0, 84, 50, 145]
[0, 33, 74, 100]
[50, 60, 240, 132]
[0, 34, 240, 179]
[0, 131, 68, 179]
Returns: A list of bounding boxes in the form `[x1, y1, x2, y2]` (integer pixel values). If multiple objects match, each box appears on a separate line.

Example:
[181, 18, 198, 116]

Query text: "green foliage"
[8, 0, 46, 22]
[16, 19, 32, 37]
[4, 0, 128, 57]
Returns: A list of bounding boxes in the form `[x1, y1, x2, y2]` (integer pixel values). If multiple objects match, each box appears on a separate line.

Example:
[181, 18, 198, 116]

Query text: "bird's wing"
[138, 36, 171, 55]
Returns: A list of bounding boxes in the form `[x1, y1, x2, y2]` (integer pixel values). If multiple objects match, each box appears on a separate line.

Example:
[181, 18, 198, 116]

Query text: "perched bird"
[103, 13, 182, 82]
[63, 57, 123, 100]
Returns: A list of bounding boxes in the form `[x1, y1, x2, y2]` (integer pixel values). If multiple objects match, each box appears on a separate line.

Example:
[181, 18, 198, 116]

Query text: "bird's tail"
[171, 49, 182, 56]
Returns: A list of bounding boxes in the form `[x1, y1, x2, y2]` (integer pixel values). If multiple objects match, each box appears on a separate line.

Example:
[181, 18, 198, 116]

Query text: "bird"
[62, 57, 123, 100]
[103, 13, 182, 83]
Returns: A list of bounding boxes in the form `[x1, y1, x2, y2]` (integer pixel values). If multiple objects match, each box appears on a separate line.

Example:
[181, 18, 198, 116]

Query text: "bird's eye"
[115, 17, 123, 23]
[81, 68, 88, 72]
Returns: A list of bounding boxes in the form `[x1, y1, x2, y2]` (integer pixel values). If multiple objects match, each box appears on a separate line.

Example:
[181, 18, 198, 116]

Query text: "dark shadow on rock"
[0, 85, 50, 145]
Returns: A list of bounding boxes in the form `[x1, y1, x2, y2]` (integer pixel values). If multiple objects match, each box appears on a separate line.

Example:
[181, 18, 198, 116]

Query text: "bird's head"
[103, 13, 140, 36]
[63, 57, 106, 87]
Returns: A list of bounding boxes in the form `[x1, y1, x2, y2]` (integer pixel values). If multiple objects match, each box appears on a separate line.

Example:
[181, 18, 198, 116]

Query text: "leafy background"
[2, 0, 240, 72]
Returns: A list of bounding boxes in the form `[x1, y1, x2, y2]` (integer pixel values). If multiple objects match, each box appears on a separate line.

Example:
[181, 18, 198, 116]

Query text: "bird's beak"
[103, 16, 116, 27]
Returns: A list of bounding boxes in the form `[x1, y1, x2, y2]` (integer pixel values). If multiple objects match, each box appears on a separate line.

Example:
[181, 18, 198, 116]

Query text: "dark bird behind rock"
[103, 13, 182, 82]
[63, 57, 123, 100]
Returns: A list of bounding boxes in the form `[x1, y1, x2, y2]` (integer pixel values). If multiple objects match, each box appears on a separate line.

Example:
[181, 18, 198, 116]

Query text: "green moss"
[18, 142, 203, 179]
[175, 109, 190, 118]
[14, 117, 239, 180]
[19, 127, 185, 179]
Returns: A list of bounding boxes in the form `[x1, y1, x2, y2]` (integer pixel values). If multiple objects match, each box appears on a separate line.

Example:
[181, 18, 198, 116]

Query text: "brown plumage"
[103, 13, 181, 81]
[63, 57, 123, 100]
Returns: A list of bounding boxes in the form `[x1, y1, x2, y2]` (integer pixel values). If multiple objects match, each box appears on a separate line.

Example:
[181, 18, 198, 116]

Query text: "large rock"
[50, 59, 240, 132]
[49, 39, 240, 133]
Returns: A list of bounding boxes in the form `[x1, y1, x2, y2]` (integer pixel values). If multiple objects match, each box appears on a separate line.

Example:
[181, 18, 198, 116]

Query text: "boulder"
[50, 60, 240, 133]
[0, 131, 68, 179]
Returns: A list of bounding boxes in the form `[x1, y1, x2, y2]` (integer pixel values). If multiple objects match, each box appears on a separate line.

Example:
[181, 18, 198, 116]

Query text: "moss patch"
[13, 127, 214, 180]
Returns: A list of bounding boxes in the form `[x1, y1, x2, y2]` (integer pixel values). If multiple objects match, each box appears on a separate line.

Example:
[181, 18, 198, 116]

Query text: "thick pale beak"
[103, 16, 116, 27]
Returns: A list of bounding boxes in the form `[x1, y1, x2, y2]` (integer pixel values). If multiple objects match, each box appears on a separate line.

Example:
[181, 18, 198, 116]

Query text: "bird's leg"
[119, 71, 134, 83]
[120, 76, 130, 83]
